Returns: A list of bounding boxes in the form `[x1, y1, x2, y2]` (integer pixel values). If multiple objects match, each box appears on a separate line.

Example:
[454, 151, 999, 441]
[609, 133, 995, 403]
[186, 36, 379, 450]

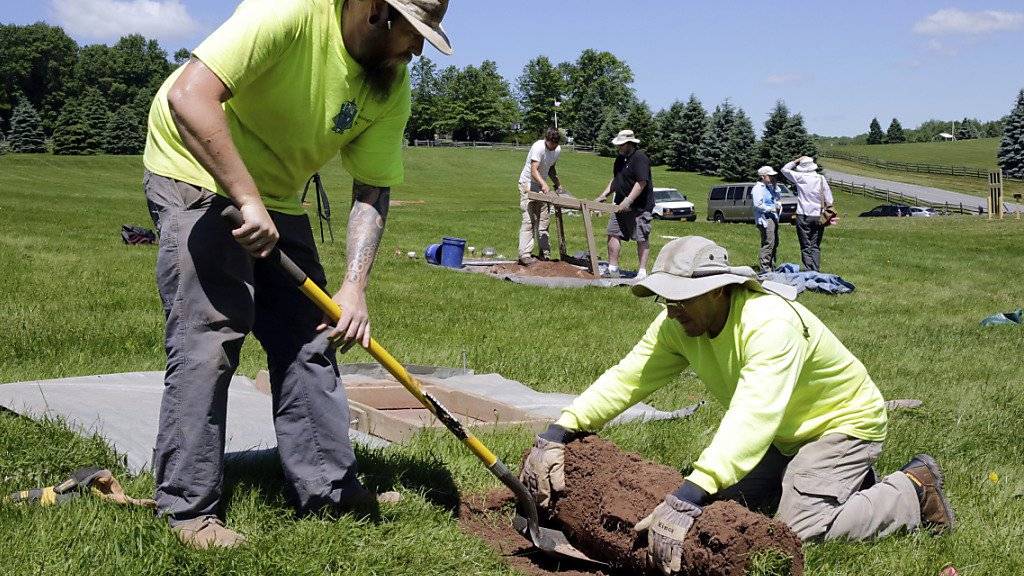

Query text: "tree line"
[0, 22, 186, 155]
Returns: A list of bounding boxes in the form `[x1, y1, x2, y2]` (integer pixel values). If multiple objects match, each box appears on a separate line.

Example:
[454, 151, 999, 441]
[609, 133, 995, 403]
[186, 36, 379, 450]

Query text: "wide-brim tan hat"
[632, 236, 797, 301]
[794, 156, 819, 172]
[611, 129, 641, 146]
[385, 0, 453, 55]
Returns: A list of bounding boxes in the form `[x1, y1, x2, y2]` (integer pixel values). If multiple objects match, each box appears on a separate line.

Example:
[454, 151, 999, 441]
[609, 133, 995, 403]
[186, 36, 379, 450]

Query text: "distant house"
[935, 132, 955, 141]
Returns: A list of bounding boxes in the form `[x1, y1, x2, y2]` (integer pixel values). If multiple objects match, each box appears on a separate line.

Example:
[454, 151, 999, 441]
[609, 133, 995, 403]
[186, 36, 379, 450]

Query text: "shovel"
[221, 206, 602, 565]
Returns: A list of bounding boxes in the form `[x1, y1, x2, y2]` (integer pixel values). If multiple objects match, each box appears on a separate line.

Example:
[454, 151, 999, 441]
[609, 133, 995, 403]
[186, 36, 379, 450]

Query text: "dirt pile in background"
[458, 436, 804, 575]
[556, 435, 805, 575]
[489, 261, 597, 279]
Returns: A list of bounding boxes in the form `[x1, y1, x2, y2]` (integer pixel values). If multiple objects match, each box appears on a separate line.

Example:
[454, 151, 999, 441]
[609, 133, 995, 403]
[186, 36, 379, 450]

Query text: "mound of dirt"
[489, 260, 597, 279]
[458, 436, 803, 576]
[555, 435, 804, 575]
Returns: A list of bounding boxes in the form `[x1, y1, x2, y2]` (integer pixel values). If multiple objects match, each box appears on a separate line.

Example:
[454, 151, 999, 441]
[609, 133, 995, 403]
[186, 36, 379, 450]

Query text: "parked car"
[706, 182, 798, 224]
[859, 204, 913, 218]
[907, 206, 937, 217]
[652, 187, 697, 221]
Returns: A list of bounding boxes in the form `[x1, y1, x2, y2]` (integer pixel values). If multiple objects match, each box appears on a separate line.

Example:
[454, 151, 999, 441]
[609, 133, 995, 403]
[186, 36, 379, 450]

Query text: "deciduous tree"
[516, 56, 565, 136]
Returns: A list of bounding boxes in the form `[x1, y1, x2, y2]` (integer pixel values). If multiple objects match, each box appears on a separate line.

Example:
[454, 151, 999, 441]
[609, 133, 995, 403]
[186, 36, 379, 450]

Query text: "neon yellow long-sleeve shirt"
[556, 288, 887, 495]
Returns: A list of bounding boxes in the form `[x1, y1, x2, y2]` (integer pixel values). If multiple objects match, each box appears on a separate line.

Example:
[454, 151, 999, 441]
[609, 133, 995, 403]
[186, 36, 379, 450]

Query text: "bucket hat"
[610, 129, 641, 146]
[384, 0, 452, 55]
[632, 237, 797, 301]
[794, 156, 819, 172]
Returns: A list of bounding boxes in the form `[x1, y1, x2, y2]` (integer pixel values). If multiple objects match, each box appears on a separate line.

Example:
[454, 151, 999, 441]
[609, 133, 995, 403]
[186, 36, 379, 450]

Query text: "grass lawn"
[827, 138, 1002, 171]
[1, 149, 1023, 575]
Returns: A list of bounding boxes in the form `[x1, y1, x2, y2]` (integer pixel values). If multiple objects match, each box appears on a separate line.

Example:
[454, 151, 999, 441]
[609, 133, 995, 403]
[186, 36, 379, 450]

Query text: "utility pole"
[554, 99, 561, 130]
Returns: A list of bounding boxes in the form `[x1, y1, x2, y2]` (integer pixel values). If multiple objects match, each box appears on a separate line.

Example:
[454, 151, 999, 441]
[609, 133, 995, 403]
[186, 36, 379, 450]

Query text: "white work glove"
[519, 424, 578, 510]
[634, 494, 703, 575]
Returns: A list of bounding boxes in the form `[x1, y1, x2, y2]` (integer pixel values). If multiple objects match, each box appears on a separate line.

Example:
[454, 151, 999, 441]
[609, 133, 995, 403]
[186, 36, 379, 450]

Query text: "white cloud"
[925, 38, 959, 56]
[765, 73, 806, 86]
[49, 0, 199, 42]
[913, 8, 1024, 35]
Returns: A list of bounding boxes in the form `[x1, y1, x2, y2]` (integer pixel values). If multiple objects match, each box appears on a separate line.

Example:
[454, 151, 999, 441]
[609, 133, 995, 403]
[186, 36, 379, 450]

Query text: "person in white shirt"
[781, 156, 834, 271]
[517, 128, 562, 265]
[751, 166, 784, 273]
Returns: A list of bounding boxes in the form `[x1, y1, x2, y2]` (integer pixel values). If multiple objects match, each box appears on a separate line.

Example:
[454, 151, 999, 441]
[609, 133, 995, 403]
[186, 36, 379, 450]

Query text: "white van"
[706, 182, 798, 224]
[652, 188, 697, 221]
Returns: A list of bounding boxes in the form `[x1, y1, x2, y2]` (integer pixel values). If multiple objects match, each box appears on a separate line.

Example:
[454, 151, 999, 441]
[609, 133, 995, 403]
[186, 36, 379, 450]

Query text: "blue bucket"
[425, 243, 442, 265]
[440, 236, 467, 268]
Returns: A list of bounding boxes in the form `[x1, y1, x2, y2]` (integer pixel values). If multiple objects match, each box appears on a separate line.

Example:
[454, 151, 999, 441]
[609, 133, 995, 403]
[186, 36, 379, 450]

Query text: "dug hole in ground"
[460, 435, 803, 576]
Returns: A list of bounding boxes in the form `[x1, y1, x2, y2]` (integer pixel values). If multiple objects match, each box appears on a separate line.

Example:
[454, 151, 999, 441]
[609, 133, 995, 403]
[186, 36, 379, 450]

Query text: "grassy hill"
[1, 149, 1022, 575]
[826, 138, 1001, 170]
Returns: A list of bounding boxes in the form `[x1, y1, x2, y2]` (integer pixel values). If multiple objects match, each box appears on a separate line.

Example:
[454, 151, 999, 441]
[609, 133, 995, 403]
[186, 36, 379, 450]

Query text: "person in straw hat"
[782, 155, 834, 271]
[752, 165, 784, 273]
[521, 237, 954, 573]
[595, 129, 655, 278]
[142, 0, 452, 548]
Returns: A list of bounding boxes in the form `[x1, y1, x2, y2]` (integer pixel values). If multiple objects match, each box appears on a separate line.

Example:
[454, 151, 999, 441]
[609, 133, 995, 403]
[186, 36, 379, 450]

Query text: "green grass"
[2, 149, 1023, 575]
[827, 138, 1002, 170]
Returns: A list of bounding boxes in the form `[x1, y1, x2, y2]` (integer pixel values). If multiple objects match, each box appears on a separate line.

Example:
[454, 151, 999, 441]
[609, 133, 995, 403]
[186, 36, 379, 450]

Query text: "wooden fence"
[826, 178, 988, 215]
[821, 150, 1022, 183]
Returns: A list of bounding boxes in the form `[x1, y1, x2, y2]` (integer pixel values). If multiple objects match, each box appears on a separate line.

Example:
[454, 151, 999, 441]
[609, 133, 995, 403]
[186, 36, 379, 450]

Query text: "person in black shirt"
[594, 129, 654, 279]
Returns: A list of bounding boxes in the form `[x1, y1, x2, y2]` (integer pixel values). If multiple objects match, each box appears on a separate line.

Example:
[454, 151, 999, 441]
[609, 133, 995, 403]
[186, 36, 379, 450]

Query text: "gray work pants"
[518, 183, 551, 258]
[756, 218, 779, 273]
[713, 434, 921, 541]
[144, 171, 362, 524]
[795, 215, 824, 271]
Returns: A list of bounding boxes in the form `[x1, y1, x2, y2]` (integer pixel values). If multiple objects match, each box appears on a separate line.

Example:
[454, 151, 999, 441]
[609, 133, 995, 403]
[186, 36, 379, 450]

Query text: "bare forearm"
[167, 60, 259, 207]
[623, 181, 645, 205]
[548, 165, 560, 189]
[344, 181, 390, 290]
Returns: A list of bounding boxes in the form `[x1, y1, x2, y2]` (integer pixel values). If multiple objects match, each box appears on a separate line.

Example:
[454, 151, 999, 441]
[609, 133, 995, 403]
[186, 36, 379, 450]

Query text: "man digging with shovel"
[142, 0, 452, 549]
[521, 237, 955, 574]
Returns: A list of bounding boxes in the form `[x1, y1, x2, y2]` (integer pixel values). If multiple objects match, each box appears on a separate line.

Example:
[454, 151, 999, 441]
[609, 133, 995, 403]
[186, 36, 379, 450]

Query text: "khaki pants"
[714, 434, 921, 540]
[518, 183, 550, 258]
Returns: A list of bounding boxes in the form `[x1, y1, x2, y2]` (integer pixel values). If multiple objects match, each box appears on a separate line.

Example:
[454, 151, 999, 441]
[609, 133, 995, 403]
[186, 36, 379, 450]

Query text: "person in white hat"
[752, 166, 784, 273]
[516, 127, 564, 265]
[521, 237, 954, 572]
[781, 156, 834, 271]
[141, 0, 452, 548]
[594, 129, 655, 278]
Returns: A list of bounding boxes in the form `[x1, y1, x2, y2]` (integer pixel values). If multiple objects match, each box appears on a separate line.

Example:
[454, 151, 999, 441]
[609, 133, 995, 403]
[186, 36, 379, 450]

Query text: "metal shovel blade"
[513, 514, 606, 565]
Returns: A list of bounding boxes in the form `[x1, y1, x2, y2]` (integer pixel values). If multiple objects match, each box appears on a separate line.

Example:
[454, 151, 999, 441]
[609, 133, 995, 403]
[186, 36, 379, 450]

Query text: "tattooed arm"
[320, 180, 390, 348]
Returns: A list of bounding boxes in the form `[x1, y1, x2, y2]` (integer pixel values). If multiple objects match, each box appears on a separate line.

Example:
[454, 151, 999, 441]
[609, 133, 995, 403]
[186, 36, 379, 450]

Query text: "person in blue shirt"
[752, 166, 783, 273]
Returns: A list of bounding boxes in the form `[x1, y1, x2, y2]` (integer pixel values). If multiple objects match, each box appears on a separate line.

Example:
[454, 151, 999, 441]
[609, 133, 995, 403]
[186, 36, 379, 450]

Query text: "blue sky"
[3, 0, 1023, 136]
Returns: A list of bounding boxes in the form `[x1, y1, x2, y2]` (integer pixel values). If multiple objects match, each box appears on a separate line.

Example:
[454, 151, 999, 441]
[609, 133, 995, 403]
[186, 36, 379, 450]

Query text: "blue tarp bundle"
[759, 263, 856, 295]
[980, 309, 1023, 326]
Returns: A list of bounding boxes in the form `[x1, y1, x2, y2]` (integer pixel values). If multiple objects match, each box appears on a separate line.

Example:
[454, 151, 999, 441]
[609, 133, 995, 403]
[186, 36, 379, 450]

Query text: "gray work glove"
[519, 424, 577, 510]
[634, 494, 703, 575]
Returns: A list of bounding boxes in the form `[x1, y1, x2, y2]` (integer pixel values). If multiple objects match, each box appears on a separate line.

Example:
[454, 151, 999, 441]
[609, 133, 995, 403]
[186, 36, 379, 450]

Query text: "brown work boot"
[901, 454, 956, 533]
[172, 516, 246, 549]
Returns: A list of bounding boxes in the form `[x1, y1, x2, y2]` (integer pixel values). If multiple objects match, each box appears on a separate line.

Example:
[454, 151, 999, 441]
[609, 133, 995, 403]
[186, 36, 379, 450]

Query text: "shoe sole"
[911, 453, 957, 532]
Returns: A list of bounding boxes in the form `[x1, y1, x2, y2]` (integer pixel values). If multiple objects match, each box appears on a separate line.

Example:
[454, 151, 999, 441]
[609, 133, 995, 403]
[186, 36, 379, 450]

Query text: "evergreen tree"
[758, 100, 790, 169]
[998, 89, 1024, 179]
[696, 101, 735, 175]
[0, 126, 8, 154]
[719, 108, 756, 181]
[102, 104, 145, 154]
[955, 117, 980, 140]
[672, 94, 707, 171]
[52, 100, 90, 155]
[596, 107, 626, 157]
[866, 117, 884, 144]
[780, 113, 818, 159]
[80, 87, 112, 153]
[658, 101, 685, 170]
[625, 101, 659, 161]
[885, 118, 905, 143]
[8, 98, 47, 152]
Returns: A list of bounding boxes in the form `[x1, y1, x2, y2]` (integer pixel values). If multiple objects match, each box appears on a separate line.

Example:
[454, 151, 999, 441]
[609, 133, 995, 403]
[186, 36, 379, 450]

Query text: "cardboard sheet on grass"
[0, 365, 702, 474]
[436, 259, 639, 289]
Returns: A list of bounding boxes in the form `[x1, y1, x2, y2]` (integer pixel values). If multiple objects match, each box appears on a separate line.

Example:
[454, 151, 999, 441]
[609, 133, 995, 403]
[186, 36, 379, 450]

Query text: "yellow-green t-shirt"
[143, 0, 411, 215]
[556, 288, 888, 495]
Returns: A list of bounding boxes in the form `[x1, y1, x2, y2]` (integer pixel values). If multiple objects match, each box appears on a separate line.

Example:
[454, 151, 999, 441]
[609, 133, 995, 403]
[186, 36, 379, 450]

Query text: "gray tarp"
[0, 367, 702, 475]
